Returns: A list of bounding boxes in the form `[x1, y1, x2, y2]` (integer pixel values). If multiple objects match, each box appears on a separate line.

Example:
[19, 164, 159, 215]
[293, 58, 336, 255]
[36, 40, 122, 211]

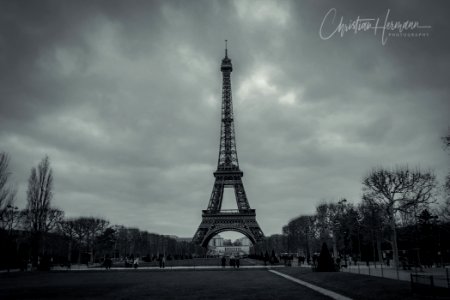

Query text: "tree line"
[0, 153, 201, 270]
[1, 132, 449, 269]
[255, 133, 450, 268]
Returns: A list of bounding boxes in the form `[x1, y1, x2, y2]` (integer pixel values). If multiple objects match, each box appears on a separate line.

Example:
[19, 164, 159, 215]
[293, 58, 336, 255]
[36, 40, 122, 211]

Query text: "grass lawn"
[2, 266, 443, 299]
[0, 269, 332, 300]
[277, 267, 433, 300]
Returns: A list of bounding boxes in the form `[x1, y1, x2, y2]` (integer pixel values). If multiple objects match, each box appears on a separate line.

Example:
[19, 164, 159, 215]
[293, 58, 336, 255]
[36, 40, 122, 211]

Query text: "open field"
[2, 266, 445, 300]
[277, 268, 442, 300]
[0, 269, 331, 300]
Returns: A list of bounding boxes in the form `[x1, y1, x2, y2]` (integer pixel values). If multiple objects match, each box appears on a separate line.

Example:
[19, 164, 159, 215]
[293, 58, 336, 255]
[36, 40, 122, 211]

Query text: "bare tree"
[315, 202, 340, 258]
[0, 152, 17, 230]
[440, 132, 450, 220]
[359, 198, 387, 264]
[85, 217, 109, 263]
[58, 219, 78, 263]
[284, 215, 315, 260]
[68, 217, 109, 263]
[25, 155, 63, 258]
[72, 218, 89, 264]
[362, 166, 437, 267]
[46, 208, 64, 232]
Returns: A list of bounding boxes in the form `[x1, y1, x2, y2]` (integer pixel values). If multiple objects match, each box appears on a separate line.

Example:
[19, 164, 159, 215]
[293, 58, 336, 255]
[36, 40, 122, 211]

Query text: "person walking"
[236, 256, 240, 269]
[221, 256, 226, 268]
[105, 257, 112, 270]
[133, 257, 139, 269]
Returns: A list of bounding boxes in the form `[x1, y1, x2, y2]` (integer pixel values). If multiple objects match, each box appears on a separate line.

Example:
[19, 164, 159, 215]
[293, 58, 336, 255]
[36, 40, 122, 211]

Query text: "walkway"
[270, 269, 353, 300]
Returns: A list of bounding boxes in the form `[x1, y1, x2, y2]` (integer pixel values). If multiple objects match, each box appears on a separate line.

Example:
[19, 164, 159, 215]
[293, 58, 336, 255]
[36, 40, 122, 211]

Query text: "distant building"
[236, 237, 251, 246]
[208, 235, 251, 256]
[223, 239, 232, 246]
[210, 235, 224, 247]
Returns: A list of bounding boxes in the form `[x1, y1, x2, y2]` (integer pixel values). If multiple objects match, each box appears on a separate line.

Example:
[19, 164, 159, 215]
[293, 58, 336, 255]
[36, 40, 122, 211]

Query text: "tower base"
[193, 209, 264, 247]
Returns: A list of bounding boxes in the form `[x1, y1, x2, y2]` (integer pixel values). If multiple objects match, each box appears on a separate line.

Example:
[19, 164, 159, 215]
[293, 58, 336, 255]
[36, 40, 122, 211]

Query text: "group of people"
[122, 257, 140, 269]
[121, 254, 167, 269]
[221, 254, 240, 268]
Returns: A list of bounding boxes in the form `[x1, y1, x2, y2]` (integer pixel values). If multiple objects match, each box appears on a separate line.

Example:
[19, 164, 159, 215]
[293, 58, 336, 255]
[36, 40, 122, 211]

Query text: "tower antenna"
[225, 39, 228, 57]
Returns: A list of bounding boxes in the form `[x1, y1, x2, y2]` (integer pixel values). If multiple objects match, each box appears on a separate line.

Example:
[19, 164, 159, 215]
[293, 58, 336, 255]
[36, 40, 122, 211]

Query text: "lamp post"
[356, 216, 362, 262]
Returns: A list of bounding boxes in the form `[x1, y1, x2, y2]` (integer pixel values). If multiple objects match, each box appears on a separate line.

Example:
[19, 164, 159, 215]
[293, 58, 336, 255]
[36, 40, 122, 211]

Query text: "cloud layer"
[1, 0, 449, 237]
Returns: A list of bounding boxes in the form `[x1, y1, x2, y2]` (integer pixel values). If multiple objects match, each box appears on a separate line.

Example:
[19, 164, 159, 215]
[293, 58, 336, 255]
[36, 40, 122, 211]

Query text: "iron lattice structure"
[193, 44, 264, 247]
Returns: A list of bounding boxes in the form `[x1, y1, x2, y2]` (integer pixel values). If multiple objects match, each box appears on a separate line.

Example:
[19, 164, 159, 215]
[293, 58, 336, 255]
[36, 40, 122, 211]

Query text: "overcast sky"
[1, 0, 449, 238]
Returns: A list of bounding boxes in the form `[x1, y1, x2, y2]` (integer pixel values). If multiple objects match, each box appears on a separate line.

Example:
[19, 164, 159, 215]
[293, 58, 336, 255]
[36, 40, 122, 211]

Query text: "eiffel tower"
[193, 42, 264, 247]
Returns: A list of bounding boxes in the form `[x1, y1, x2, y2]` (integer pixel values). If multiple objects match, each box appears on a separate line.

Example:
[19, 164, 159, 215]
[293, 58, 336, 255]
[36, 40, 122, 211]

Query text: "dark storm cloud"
[0, 0, 449, 237]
